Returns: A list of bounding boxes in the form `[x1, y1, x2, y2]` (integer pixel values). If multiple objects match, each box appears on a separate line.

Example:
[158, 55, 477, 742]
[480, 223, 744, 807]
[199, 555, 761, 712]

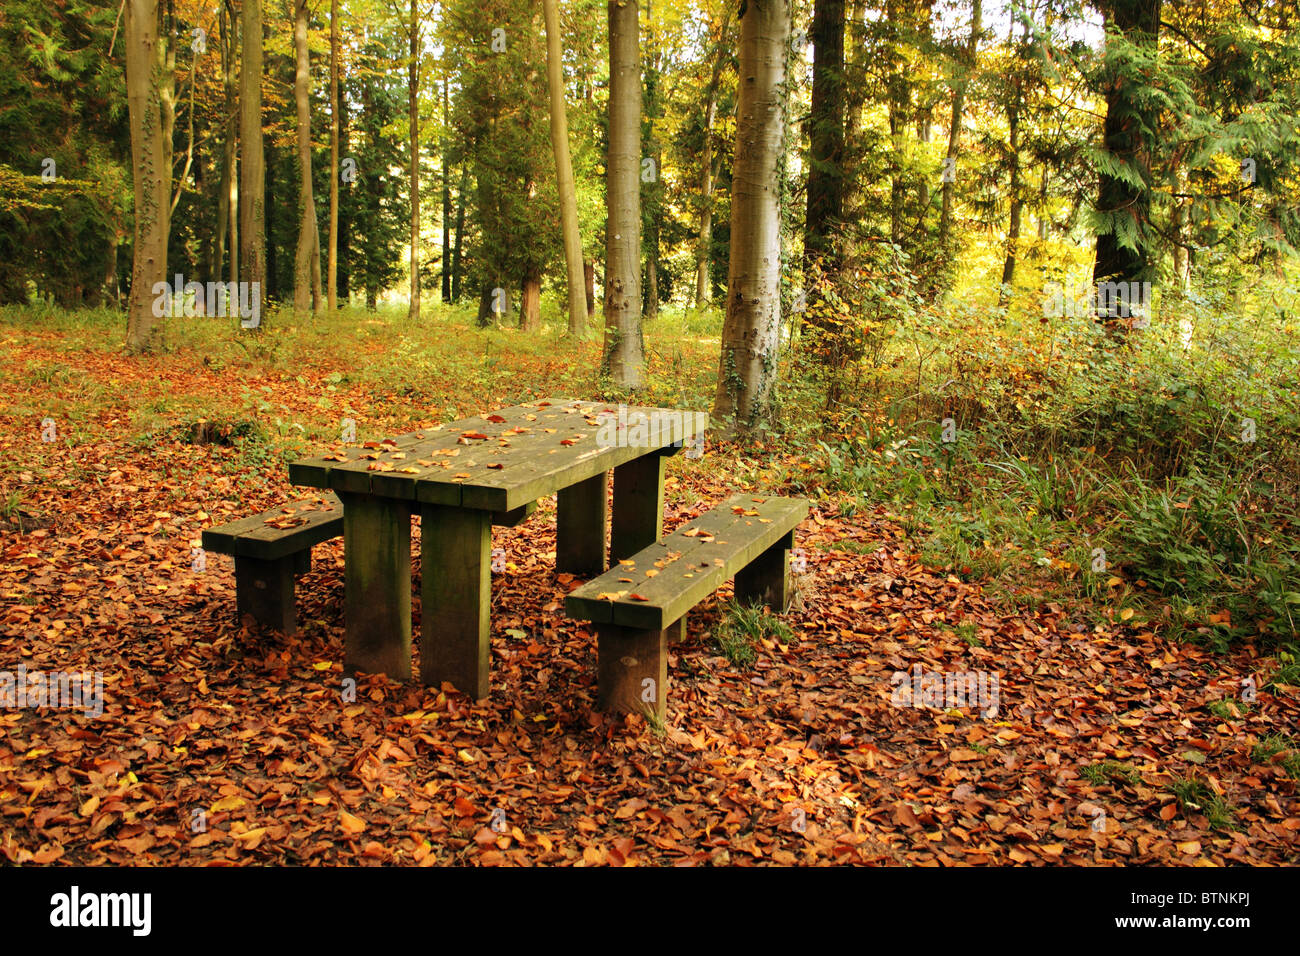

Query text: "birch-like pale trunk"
[712, 0, 789, 430]
[600, 0, 644, 389]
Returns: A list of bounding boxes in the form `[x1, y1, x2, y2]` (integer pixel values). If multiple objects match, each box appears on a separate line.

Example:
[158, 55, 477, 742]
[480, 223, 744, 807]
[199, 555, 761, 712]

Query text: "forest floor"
[1, 309, 1297, 866]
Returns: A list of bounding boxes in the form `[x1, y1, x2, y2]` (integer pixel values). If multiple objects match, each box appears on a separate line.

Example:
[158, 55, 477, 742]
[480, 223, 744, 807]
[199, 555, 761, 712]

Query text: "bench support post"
[420, 503, 492, 698]
[735, 530, 795, 611]
[666, 613, 687, 643]
[234, 555, 298, 634]
[596, 624, 667, 722]
[610, 454, 666, 565]
[556, 471, 608, 574]
[341, 492, 412, 679]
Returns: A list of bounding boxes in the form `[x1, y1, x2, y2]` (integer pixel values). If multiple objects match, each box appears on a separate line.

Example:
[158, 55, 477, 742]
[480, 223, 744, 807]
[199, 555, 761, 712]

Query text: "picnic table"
[287, 398, 707, 698]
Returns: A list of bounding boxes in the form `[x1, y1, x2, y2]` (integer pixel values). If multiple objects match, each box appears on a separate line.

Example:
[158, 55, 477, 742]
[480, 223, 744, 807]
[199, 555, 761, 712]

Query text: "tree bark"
[520, 269, 542, 332]
[712, 0, 789, 430]
[805, 0, 845, 273]
[239, 0, 266, 316]
[293, 0, 321, 316]
[544, 0, 589, 336]
[1092, 0, 1163, 326]
[441, 76, 451, 303]
[219, 0, 238, 289]
[408, 0, 420, 321]
[601, 0, 644, 389]
[451, 163, 466, 302]
[124, 0, 173, 351]
[584, 258, 596, 315]
[695, 9, 732, 307]
[328, 0, 340, 311]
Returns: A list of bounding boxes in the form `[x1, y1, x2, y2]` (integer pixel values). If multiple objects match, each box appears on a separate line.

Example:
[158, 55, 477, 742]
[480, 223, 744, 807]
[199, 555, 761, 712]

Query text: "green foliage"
[712, 600, 795, 670]
[1167, 776, 1236, 831]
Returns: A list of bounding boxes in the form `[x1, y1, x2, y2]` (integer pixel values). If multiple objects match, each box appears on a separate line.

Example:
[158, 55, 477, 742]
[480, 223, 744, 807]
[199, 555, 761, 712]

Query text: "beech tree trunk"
[293, 0, 321, 316]
[408, 0, 420, 321]
[328, 0, 340, 311]
[520, 269, 542, 332]
[239, 0, 266, 314]
[712, 0, 789, 430]
[544, 0, 589, 336]
[601, 0, 644, 389]
[124, 0, 173, 351]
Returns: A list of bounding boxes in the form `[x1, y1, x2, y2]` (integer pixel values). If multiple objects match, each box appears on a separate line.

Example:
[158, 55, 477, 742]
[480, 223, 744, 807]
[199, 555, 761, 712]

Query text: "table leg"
[420, 503, 492, 698]
[340, 492, 412, 679]
[234, 554, 297, 634]
[610, 454, 666, 564]
[556, 470, 608, 574]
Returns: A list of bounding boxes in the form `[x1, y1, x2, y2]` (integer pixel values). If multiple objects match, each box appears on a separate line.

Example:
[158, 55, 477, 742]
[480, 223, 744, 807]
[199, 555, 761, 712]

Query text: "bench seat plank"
[565, 494, 808, 631]
[202, 493, 345, 561]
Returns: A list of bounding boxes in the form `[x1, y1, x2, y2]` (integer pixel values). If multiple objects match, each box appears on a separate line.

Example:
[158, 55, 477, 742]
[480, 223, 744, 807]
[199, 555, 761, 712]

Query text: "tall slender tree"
[240, 0, 266, 313]
[712, 0, 789, 430]
[407, 0, 421, 321]
[601, 0, 644, 388]
[544, 0, 589, 336]
[293, 0, 322, 316]
[124, 0, 174, 351]
[328, 0, 340, 311]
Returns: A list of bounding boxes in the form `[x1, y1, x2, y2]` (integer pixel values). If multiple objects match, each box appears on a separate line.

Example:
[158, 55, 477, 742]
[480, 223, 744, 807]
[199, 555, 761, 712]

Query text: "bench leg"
[610, 454, 665, 565]
[556, 471, 608, 574]
[597, 624, 667, 722]
[735, 530, 795, 611]
[420, 504, 492, 698]
[666, 612, 687, 643]
[234, 555, 298, 634]
[341, 493, 412, 680]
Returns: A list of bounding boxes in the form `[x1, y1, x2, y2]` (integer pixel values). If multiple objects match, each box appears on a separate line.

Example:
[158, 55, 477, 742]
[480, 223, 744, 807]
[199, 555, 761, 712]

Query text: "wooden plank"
[341, 492, 412, 679]
[420, 503, 491, 698]
[556, 471, 608, 574]
[490, 501, 537, 528]
[565, 495, 808, 630]
[202, 493, 343, 560]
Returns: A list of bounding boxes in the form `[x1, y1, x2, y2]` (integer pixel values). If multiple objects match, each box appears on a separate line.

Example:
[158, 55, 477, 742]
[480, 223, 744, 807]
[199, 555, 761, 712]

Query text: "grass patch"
[712, 600, 796, 669]
[1167, 776, 1236, 831]
[1251, 735, 1300, 780]
[1080, 760, 1141, 787]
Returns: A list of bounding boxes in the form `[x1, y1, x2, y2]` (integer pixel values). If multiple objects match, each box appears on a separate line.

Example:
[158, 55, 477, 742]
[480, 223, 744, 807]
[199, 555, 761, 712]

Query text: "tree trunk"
[584, 258, 596, 315]
[218, 1, 237, 288]
[805, 0, 845, 273]
[601, 0, 644, 389]
[999, 96, 1022, 301]
[938, 0, 979, 260]
[712, 0, 789, 430]
[442, 76, 452, 303]
[293, 0, 320, 317]
[520, 269, 542, 332]
[124, 0, 173, 351]
[544, 0, 589, 336]
[408, 0, 420, 321]
[695, 9, 732, 307]
[328, 0, 340, 312]
[451, 163, 466, 302]
[1092, 0, 1163, 326]
[239, 0, 265, 317]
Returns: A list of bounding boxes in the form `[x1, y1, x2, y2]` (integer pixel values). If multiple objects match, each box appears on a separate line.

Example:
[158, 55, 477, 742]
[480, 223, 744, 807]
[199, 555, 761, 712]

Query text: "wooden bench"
[565, 493, 808, 720]
[203, 492, 536, 635]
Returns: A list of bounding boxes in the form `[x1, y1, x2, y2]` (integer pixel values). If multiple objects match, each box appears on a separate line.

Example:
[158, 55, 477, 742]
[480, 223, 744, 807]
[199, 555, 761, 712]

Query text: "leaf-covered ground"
[2, 337, 1298, 866]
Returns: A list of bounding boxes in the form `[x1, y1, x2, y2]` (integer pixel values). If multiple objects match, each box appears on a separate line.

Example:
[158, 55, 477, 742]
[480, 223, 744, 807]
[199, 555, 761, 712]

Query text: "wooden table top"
[288, 398, 708, 512]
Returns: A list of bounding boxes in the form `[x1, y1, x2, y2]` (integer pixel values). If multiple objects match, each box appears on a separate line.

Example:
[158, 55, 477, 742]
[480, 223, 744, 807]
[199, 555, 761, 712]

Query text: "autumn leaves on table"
[296, 399, 689, 487]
